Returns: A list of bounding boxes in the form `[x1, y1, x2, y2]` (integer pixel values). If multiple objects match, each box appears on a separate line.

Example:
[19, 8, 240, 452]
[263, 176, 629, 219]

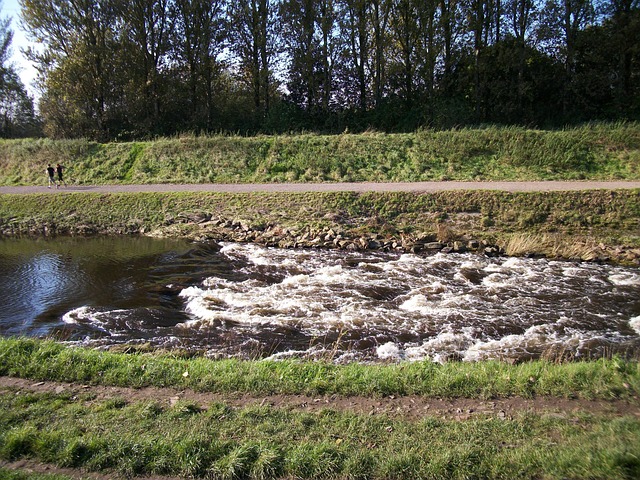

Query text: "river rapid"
[1, 236, 639, 363]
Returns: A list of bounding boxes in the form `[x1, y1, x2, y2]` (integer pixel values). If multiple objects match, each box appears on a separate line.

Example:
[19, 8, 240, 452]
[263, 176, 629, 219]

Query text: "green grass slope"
[1, 123, 639, 186]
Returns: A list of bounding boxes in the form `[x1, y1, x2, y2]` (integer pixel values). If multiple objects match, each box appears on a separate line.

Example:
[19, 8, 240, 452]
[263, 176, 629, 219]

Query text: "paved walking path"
[1, 180, 640, 194]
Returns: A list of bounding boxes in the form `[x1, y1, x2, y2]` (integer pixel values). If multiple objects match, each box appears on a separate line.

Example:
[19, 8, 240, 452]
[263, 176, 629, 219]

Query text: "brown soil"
[1, 375, 639, 479]
[2, 180, 640, 195]
[3, 376, 639, 422]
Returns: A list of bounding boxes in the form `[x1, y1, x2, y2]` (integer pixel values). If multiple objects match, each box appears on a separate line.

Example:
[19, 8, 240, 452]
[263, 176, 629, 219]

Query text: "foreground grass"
[1, 122, 639, 186]
[0, 339, 639, 479]
[1, 338, 639, 401]
[1, 389, 639, 479]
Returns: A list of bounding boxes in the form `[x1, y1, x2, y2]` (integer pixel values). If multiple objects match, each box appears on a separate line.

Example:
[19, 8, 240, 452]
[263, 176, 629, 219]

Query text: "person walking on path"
[56, 164, 67, 187]
[46, 164, 57, 188]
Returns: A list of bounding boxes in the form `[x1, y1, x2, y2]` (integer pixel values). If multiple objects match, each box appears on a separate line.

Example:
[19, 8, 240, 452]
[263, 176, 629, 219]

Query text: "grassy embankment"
[0, 338, 639, 479]
[1, 188, 639, 262]
[1, 122, 639, 261]
[0, 123, 639, 186]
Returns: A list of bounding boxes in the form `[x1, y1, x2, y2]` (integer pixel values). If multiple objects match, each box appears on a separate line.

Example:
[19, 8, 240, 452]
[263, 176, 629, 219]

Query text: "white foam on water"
[62, 306, 135, 335]
[62, 306, 90, 324]
[170, 243, 640, 361]
[399, 294, 428, 312]
[501, 257, 524, 268]
[482, 272, 516, 289]
[462, 324, 589, 362]
[281, 273, 311, 287]
[440, 293, 479, 309]
[221, 242, 310, 268]
[221, 242, 272, 266]
[398, 294, 456, 318]
[609, 272, 640, 286]
[404, 331, 474, 363]
[180, 295, 227, 323]
[264, 349, 310, 361]
[314, 265, 346, 282]
[180, 261, 377, 331]
[376, 342, 403, 360]
[460, 258, 485, 269]
[630, 316, 640, 336]
[562, 266, 589, 278]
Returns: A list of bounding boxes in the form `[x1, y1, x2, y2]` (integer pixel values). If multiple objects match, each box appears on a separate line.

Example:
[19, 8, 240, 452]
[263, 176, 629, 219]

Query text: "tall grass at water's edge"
[1, 122, 639, 186]
[0, 338, 638, 400]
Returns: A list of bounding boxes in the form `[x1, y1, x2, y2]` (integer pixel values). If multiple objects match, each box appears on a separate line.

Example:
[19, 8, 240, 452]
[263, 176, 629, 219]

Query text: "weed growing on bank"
[1, 188, 639, 265]
[1, 339, 638, 400]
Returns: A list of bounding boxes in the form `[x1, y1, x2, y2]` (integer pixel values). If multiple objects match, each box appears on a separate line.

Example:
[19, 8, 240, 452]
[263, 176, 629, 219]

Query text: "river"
[1, 236, 639, 363]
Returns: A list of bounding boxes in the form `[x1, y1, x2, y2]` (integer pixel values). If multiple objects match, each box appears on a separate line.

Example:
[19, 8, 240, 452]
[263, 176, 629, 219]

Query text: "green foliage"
[1, 184, 638, 256]
[16, 0, 640, 138]
[0, 339, 639, 478]
[0, 469, 72, 480]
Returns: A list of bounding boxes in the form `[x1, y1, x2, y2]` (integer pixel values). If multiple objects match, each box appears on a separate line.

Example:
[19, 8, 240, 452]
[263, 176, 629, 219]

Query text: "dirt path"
[2, 180, 640, 195]
[2, 375, 638, 422]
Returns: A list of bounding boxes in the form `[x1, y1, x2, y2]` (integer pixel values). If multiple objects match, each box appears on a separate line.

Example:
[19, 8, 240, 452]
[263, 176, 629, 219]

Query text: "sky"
[3, 0, 38, 95]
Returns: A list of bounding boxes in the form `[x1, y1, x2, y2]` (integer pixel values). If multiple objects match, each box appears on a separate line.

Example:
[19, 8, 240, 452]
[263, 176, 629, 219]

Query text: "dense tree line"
[17, 0, 640, 139]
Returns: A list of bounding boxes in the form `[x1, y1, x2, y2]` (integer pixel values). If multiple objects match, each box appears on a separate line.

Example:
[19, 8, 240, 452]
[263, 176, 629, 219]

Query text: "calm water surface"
[1, 236, 639, 362]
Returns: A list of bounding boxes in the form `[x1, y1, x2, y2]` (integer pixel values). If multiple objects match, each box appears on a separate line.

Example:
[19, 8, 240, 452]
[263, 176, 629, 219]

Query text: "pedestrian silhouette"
[46, 164, 57, 188]
[56, 164, 67, 187]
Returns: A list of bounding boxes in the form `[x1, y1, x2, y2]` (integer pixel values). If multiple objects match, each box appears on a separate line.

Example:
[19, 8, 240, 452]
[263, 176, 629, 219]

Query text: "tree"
[604, 0, 640, 115]
[336, 0, 370, 110]
[370, 0, 391, 107]
[227, 0, 280, 118]
[21, 0, 114, 138]
[9, 0, 637, 137]
[172, 0, 226, 130]
[539, 0, 596, 116]
[317, 0, 338, 113]
[280, 0, 321, 112]
[505, 0, 539, 117]
[0, 69, 38, 137]
[438, 0, 464, 95]
[119, 0, 174, 134]
[0, 3, 36, 138]
[388, 0, 422, 105]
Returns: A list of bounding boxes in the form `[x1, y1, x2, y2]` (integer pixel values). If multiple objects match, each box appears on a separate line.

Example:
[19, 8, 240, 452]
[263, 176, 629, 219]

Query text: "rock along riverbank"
[1, 185, 639, 265]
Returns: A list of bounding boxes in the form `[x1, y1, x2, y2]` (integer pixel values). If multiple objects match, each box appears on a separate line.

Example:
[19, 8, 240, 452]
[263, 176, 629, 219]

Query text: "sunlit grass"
[1, 188, 639, 256]
[1, 338, 638, 400]
[0, 386, 639, 479]
[1, 122, 638, 186]
[0, 341, 639, 478]
[0, 468, 73, 480]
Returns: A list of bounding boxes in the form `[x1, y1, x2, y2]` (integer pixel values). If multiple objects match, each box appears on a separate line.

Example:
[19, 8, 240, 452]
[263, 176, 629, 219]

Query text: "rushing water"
[1, 236, 639, 363]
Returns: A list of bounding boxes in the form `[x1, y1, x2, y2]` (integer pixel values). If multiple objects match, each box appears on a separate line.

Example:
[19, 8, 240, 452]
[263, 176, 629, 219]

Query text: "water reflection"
[0, 236, 197, 339]
[3, 251, 81, 334]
